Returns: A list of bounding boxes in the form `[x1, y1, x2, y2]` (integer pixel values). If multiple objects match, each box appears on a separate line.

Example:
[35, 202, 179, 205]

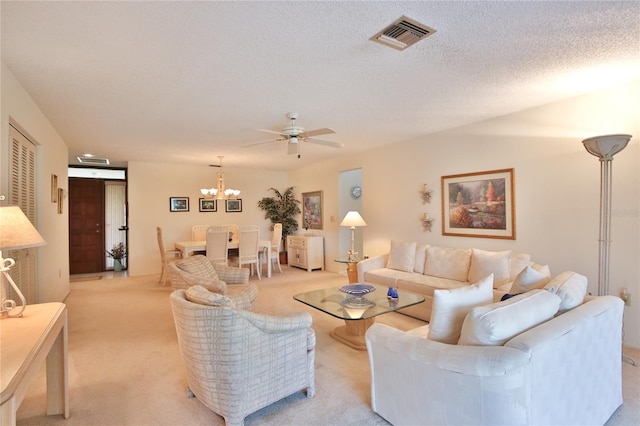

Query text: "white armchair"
[170, 289, 316, 426]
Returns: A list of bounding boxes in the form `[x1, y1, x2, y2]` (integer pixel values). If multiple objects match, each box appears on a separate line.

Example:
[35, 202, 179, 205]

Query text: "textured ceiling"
[2, 1, 639, 171]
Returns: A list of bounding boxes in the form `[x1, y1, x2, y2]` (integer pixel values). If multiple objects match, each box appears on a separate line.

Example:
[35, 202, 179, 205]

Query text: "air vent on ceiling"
[77, 156, 110, 165]
[370, 16, 436, 51]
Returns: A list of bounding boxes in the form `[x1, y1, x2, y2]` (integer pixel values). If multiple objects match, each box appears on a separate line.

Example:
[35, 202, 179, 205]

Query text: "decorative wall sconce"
[421, 213, 434, 232]
[420, 184, 432, 204]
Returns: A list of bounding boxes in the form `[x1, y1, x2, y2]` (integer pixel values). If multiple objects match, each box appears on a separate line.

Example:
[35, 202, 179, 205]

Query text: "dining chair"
[206, 226, 229, 266]
[223, 224, 239, 245]
[264, 223, 283, 275]
[157, 226, 183, 285]
[191, 224, 209, 241]
[238, 225, 261, 280]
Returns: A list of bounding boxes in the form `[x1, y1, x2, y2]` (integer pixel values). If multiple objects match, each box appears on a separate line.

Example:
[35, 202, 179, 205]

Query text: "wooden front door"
[69, 178, 105, 274]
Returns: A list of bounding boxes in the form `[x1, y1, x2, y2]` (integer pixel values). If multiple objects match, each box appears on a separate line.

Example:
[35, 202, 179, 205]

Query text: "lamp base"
[1, 256, 26, 318]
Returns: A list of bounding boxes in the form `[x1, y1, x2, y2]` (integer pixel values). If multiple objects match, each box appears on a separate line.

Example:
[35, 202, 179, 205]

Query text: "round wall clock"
[350, 186, 362, 199]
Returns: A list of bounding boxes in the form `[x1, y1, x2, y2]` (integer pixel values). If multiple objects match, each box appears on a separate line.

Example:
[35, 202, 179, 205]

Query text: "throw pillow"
[177, 255, 219, 281]
[468, 249, 512, 288]
[413, 243, 430, 274]
[509, 265, 551, 294]
[425, 246, 473, 282]
[387, 241, 417, 273]
[509, 253, 532, 280]
[182, 273, 227, 295]
[458, 289, 561, 346]
[427, 274, 494, 344]
[544, 271, 588, 312]
[185, 285, 235, 307]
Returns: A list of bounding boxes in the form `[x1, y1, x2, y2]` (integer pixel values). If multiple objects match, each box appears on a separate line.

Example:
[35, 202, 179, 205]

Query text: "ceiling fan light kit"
[246, 112, 342, 159]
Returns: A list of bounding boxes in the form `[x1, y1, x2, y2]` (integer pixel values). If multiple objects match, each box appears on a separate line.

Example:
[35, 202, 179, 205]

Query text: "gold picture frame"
[302, 190, 323, 230]
[441, 168, 515, 239]
[57, 188, 64, 214]
[51, 174, 58, 202]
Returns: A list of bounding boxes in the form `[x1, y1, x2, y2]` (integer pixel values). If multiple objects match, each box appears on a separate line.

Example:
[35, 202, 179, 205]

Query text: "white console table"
[287, 235, 324, 272]
[0, 303, 69, 425]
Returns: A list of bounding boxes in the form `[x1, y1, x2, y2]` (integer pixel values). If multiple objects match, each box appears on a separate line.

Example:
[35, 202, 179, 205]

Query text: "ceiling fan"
[245, 112, 343, 158]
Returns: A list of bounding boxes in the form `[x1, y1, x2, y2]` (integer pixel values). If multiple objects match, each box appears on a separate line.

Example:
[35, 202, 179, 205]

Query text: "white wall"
[1, 61, 70, 302]
[127, 161, 288, 275]
[289, 81, 640, 348]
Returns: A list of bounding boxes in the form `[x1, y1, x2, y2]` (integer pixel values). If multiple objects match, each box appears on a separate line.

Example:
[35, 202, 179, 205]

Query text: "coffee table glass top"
[293, 284, 424, 320]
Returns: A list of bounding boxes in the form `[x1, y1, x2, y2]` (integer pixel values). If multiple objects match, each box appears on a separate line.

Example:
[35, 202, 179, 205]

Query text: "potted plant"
[107, 242, 127, 271]
[257, 187, 301, 264]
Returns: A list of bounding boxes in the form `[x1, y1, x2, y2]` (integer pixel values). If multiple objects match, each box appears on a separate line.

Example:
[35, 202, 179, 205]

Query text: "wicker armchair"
[169, 255, 257, 311]
[170, 288, 316, 426]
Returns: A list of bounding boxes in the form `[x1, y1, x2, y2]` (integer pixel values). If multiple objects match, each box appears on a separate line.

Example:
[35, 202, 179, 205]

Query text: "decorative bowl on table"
[339, 284, 375, 297]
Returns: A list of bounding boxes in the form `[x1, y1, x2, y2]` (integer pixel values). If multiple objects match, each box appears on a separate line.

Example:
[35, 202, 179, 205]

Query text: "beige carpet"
[16, 268, 640, 426]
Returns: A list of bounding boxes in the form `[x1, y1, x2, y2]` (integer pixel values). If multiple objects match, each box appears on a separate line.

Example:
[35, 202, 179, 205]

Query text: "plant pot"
[114, 259, 123, 272]
[279, 252, 288, 265]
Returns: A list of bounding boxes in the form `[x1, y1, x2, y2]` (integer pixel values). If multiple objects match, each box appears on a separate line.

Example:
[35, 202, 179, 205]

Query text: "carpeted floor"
[16, 267, 640, 425]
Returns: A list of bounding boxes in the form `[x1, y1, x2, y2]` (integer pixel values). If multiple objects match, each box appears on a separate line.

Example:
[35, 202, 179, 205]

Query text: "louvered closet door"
[8, 124, 38, 304]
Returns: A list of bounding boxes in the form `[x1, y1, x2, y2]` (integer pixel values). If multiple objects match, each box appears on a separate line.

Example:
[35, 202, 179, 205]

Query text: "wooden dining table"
[175, 240, 275, 277]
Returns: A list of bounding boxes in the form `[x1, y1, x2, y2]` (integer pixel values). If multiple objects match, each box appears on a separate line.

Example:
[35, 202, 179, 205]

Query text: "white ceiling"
[2, 1, 639, 171]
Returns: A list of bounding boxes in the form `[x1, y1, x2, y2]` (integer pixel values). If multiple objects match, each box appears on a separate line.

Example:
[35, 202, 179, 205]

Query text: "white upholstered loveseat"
[357, 241, 548, 321]
[366, 293, 624, 425]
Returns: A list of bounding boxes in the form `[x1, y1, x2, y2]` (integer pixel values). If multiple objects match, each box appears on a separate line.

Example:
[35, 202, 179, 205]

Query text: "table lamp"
[340, 211, 367, 260]
[0, 205, 47, 318]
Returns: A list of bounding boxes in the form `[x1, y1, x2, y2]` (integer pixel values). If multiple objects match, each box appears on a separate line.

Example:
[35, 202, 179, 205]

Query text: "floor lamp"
[0, 205, 47, 318]
[582, 134, 636, 366]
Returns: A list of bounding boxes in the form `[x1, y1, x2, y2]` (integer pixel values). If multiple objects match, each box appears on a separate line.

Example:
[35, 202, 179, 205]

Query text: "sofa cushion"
[468, 249, 512, 287]
[425, 246, 472, 282]
[509, 265, 551, 294]
[176, 255, 220, 281]
[413, 243, 429, 274]
[185, 285, 235, 307]
[544, 271, 588, 312]
[458, 289, 561, 346]
[427, 274, 494, 344]
[387, 241, 417, 273]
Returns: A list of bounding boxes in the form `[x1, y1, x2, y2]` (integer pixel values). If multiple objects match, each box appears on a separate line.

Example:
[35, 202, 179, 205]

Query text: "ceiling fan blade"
[287, 142, 297, 155]
[305, 138, 344, 149]
[299, 128, 335, 138]
[243, 137, 283, 147]
[257, 129, 285, 136]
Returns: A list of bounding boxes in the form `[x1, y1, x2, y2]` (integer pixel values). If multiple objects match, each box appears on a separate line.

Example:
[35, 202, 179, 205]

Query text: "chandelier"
[200, 156, 241, 200]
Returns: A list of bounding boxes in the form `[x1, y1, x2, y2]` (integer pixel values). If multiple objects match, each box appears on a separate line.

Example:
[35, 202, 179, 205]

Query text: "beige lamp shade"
[340, 211, 367, 228]
[0, 206, 46, 250]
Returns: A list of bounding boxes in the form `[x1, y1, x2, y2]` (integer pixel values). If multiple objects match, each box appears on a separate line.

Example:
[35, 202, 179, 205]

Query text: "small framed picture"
[51, 174, 58, 203]
[199, 198, 217, 212]
[225, 199, 242, 213]
[170, 197, 189, 212]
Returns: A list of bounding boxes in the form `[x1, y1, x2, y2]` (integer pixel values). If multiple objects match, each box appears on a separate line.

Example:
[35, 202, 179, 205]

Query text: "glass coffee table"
[294, 283, 424, 350]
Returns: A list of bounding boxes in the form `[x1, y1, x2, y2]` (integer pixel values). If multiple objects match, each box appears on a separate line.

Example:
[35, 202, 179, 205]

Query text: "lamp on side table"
[0, 205, 47, 318]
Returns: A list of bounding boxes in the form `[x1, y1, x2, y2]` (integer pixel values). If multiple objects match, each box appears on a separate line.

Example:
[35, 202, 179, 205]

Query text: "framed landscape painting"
[169, 197, 189, 212]
[225, 199, 242, 212]
[441, 168, 515, 239]
[199, 198, 216, 212]
[302, 190, 323, 230]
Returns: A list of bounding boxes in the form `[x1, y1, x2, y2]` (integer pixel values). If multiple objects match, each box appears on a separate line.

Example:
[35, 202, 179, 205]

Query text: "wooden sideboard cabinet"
[287, 235, 324, 272]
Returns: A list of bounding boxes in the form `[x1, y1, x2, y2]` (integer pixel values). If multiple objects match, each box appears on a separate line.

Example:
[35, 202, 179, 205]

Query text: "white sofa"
[366, 293, 624, 426]
[357, 242, 548, 322]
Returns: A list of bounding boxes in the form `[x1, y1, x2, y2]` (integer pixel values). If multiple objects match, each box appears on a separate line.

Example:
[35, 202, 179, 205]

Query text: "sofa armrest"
[366, 323, 531, 426]
[212, 263, 250, 284]
[357, 254, 388, 282]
